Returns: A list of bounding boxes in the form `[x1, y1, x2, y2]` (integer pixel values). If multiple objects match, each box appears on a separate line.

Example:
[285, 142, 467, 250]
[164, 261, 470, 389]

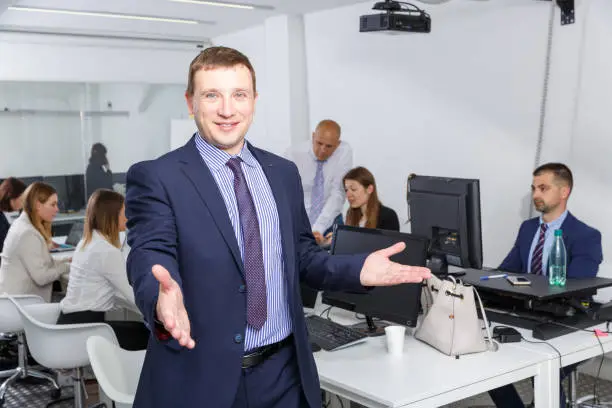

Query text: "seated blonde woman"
[0, 182, 70, 302]
[57, 189, 148, 351]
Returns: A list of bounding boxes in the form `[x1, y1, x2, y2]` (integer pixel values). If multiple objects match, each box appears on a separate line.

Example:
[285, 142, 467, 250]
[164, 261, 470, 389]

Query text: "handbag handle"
[472, 286, 499, 352]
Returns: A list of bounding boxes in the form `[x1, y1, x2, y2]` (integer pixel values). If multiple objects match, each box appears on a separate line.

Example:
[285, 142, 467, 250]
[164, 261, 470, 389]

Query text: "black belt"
[242, 334, 293, 369]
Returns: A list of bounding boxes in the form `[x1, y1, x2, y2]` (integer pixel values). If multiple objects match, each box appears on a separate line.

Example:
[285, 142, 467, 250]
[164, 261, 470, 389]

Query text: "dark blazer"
[85, 163, 113, 198]
[499, 212, 602, 279]
[125, 137, 367, 408]
[0, 214, 9, 255]
[377, 204, 400, 231]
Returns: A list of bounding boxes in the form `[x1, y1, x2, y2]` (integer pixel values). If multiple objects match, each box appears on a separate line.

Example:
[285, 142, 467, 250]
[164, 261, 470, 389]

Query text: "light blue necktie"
[309, 160, 325, 225]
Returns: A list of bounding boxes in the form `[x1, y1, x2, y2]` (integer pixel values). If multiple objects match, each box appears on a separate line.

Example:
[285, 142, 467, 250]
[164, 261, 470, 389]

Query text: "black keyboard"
[305, 315, 368, 351]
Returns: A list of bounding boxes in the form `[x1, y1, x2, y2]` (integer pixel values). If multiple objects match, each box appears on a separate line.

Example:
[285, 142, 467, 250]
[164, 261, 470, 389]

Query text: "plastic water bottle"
[548, 229, 567, 286]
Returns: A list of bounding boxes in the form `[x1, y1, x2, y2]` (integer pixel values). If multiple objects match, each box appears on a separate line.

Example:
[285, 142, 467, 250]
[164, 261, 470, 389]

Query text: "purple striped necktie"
[531, 223, 548, 275]
[226, 157, 267, 330]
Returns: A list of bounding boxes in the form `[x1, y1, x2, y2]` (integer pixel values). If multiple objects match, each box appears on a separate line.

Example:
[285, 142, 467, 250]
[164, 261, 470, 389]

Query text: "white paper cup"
[384, 325, 406, 356]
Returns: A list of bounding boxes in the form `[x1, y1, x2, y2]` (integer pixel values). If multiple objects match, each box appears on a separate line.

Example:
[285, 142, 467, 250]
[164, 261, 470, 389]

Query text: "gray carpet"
[1, 379, 74, 408]
[442, 373, 612, 408]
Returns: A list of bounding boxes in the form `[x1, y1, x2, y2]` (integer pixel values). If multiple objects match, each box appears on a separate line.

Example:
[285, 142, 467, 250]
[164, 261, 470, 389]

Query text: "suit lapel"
[522, 218, 539, 269]
[249, 146, 296, 288]
[178, 138, 244, 276]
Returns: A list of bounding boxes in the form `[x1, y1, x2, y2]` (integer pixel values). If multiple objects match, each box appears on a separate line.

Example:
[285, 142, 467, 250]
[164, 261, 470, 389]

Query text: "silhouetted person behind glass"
[86, 143, 113, 199]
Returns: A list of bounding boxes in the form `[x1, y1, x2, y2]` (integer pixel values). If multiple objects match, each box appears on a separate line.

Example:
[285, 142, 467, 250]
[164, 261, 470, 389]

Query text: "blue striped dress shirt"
[195, 134, 292, 351]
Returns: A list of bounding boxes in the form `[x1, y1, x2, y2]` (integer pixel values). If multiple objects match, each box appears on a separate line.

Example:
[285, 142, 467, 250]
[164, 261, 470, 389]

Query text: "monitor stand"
[428, 254, 448, 275]
[428, 255, 465, 278]
[349, 316, 388, 337]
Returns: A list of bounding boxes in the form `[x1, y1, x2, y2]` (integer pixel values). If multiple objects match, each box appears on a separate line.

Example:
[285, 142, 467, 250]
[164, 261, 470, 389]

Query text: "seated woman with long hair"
[0, 182, 70, 301]
[343, 166, 400, 231]
[57, 189, 148, 351]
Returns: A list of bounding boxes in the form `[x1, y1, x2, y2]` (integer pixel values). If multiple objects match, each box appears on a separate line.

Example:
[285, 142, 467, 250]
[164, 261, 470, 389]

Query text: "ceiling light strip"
[8, 6, 205, 25]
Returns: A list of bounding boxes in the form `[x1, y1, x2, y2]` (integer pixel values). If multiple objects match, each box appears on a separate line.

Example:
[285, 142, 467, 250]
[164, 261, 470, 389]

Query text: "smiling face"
[185, 65, 257, 155]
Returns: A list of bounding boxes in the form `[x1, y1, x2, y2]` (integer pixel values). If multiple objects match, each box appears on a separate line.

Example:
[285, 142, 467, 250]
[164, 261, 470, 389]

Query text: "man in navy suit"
[489, 162, 602, 408]
[125, 46, 431, 408]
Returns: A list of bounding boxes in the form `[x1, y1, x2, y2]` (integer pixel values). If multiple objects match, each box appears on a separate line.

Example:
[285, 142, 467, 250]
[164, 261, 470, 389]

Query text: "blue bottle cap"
[554, 229, 563, 236]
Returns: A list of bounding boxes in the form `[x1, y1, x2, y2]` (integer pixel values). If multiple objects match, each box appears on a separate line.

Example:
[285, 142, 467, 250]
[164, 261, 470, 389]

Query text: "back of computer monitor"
[408, 175, 483, 270]
[322, 225, 428, 328]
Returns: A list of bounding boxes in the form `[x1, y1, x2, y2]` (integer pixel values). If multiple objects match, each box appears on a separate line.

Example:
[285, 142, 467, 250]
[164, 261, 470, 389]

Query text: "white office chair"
[86, 336, 145, 408]
[9, 297, 118, 408]
[0, 295, 61, 406]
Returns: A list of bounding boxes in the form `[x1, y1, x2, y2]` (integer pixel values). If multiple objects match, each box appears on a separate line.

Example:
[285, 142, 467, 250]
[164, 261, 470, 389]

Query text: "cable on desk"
[541, 319, 611, 404]
[320, 306, 332, 319]
[335, 395, 344, 408]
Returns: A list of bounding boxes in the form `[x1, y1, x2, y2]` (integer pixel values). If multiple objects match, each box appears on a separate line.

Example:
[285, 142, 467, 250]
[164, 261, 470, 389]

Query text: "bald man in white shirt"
[285, 120, 353, 244]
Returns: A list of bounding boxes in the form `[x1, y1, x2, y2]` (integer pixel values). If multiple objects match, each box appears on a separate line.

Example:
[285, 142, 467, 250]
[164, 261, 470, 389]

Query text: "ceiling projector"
[360, 0, 431, 34]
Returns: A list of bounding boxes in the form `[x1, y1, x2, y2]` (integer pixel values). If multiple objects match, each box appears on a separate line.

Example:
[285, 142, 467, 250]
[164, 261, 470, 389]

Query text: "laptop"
[51, 221, 84, 253]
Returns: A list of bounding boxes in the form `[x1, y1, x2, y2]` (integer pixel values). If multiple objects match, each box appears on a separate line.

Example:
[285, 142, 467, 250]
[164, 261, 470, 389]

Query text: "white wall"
[0, 82, 85, 177]
[95, 84, 187, 172]
[304, 0, 552, 267]
[564, 0, 612, 281]
[0, 32, 198, 84]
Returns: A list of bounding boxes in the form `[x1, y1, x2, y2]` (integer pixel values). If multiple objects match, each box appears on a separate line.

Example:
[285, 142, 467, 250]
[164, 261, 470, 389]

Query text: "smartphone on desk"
[506, 276, 532, 286]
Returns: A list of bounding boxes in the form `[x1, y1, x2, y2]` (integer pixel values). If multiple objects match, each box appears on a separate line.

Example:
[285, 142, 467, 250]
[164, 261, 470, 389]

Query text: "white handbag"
[415, 275, 497, 357]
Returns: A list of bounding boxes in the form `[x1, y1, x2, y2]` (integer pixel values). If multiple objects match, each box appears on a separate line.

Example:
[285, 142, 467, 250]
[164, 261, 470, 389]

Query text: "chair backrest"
[86, 336, 145, 405]
[9, 297, 118, 370]
[0, 294, 44, 333]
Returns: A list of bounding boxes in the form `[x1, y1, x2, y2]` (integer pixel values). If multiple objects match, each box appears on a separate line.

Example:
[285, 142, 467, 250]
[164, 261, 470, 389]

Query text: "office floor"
[4, 372, 612, 408]
[1, 378, 99, 408]
[443, 374, 612, 408]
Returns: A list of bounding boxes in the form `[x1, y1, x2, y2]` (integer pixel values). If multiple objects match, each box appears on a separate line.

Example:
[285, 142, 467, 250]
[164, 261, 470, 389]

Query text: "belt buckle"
[242, 350, 263, 369]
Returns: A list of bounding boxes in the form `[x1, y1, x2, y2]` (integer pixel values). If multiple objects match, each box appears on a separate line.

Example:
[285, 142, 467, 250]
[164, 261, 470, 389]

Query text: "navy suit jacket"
[499, 212, 602, 279]
[125, 137, 368, 408]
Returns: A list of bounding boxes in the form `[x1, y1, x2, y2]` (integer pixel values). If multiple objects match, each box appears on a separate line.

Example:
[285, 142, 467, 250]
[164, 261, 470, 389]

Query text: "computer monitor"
[42, 176, 69, 212]
[65, 174, 86, 212]
[43, 174, 86, 212]
[407, 174, 483, 273]
[322, 225, 428, 335]
[17, 176, 44, 187]
[300, 284, 319, 309]
[112, 172, 127, 185]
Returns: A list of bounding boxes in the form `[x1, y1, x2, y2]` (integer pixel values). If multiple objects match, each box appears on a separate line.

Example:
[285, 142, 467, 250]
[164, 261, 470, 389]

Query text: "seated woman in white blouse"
[57, 189, 148, 350]
[0, 182, 70, 302]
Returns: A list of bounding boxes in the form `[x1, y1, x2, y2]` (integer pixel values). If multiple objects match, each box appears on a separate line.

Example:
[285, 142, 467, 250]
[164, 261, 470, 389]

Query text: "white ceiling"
[0, 0, 364, 44]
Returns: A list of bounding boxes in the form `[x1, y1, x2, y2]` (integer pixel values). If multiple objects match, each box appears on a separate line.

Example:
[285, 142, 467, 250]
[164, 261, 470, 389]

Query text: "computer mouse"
[310, 342, 322, 352]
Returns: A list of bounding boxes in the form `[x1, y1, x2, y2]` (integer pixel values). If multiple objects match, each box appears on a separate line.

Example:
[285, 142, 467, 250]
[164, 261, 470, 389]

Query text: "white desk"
[312, 307, 559, 408]
[511, 323, 612, 372]
[53, 211, 85, 224]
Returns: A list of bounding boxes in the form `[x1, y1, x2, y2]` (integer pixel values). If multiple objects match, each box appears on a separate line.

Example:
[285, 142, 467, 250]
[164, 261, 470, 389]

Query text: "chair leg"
[0, 367, 22, 401]
[568, 370, 577, 408]
[27, 368, 60, 390]
[73, 367, 85, 408]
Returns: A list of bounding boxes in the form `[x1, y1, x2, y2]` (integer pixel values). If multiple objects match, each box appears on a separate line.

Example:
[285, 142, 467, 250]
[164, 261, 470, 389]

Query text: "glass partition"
[0, 81, 189, 233]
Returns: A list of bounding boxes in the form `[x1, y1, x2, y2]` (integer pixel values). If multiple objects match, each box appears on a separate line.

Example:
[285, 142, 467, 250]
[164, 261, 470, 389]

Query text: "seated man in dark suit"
[489, 162, 603, 408]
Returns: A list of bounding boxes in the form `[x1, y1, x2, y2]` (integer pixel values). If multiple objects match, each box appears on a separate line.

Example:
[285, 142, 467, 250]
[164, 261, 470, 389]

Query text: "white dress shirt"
[60, 230, 136, 313]
[3, 211, 18, 225]
[285, 140, 353, 233]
